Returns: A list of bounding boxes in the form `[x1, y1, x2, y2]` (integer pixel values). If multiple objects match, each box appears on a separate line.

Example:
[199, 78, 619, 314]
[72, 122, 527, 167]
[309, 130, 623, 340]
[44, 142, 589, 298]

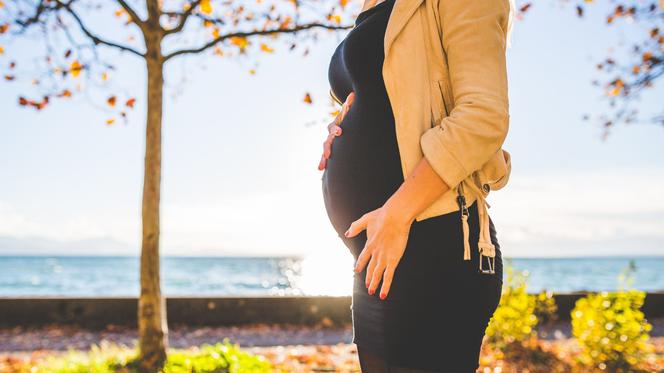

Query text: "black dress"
[321, 0, 504, 371]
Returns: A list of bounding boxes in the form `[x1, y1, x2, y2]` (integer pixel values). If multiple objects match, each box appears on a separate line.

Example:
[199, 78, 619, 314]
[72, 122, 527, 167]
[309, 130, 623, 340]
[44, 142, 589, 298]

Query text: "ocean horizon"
[1, 255, 663, 297]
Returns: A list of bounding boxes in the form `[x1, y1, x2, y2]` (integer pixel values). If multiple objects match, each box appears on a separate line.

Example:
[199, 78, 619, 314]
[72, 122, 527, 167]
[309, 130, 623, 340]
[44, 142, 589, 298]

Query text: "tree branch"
[163, 0, 202, 36]
[56, 1, 144, 58]
[116, 0, 146, 29]
[164, 22, 351, 61]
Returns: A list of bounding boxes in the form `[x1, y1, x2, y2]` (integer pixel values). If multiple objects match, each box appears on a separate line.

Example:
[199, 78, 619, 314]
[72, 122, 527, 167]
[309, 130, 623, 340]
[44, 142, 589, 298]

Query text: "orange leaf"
[106, 118, 116, 125]
[4, 74, 14, 81]
[0, 45, 5, 55]
[230, 36, 249, 51]
[0, 24, 8, 34]
[107, 95, 117, 107]
[212, 27, 220, 39]
[303, 92, 312, 104]
[125, 98, 136, 108]
[200, 0, 213, 14]
[70, 60, 83, 78]
[260, 43, 274, 53]
[57, 89, 72, 98]
[102, 72, 108, 81]
[328, 14, 341, 24]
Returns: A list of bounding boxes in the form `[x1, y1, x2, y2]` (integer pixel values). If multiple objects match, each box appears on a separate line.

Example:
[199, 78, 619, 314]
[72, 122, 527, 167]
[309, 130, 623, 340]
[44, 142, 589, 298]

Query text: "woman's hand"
[318, 92, 355, 171]
[344, 204, 413, 300]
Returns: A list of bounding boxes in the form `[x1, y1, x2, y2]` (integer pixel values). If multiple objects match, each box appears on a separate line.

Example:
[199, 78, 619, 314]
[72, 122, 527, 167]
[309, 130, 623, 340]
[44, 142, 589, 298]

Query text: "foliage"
[534, 289, 558, 325]
[486, 266, 538, 348]
[571, 263, 654, 371]
[25, 339, 272, 373]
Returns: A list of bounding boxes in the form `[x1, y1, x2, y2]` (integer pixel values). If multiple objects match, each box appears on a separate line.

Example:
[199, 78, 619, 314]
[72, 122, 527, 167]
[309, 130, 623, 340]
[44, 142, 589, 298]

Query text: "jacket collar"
[384, 0, 425, 59]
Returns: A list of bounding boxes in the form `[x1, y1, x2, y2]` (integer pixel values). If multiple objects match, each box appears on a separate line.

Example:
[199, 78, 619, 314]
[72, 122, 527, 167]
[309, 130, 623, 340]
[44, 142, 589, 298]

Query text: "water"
[0, 255, 662, 297]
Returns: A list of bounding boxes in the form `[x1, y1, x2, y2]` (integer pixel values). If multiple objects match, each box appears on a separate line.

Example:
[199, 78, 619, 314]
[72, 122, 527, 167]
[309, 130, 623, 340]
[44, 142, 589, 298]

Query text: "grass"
[3, 338, 273, 373]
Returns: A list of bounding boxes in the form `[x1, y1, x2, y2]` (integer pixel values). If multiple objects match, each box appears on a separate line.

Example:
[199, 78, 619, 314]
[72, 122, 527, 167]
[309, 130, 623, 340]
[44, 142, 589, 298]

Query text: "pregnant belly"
[321, 104, 404, 237]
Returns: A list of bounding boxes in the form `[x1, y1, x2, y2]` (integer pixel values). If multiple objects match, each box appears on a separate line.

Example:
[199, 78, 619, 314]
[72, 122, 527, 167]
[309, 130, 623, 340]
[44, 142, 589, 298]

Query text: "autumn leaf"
[519, 3, 532, 13]
[106, 118, 116, 125]
[4, 74, 14, 81]
[0, 45, 4, 55]
[70, 60, 83, 78]
[212, 27, 220, 39]
[0, 24, 8, 34]
[280, 16, 292, 29]
[200, 0, 213, 15]
[328, 14, 341, 24]
[260, 43, 274, 53]
[249, 69, 256, 75]
[303, 92, 313, 104]
[102, 72, 108, 81]
[230, 36, 249, 51]
[107, 96, 117, 107]
[125, 98, 136, 108]
[57, 89, 72, 98]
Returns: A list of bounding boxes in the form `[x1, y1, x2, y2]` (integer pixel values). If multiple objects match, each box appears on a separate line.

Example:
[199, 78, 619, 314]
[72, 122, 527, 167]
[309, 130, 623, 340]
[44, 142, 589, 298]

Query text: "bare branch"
[116, 0, 146, 29]
[163, 0, 202, 36]
[15, 1, 53, 30]
[55, 1, 144, 58]
[164, 22, 351, 61]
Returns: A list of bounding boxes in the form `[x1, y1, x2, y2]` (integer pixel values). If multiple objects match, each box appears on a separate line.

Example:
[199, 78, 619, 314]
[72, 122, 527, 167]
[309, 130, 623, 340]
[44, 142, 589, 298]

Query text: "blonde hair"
[505, 0, 516, 48]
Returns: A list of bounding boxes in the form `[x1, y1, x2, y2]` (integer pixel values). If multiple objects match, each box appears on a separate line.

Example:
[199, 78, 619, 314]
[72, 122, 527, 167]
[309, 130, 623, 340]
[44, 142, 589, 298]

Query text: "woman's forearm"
[383, 156, 451, 225]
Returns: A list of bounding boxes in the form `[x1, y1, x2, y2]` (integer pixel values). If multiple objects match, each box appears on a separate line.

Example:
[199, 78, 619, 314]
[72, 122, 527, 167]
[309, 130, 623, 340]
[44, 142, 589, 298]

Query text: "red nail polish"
[380, 293, 386, 300]
[368, 288, 375, 295]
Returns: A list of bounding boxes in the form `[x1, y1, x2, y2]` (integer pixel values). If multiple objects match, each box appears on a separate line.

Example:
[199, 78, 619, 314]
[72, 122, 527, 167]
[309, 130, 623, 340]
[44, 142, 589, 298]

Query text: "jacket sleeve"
[420, 0, 511, 189]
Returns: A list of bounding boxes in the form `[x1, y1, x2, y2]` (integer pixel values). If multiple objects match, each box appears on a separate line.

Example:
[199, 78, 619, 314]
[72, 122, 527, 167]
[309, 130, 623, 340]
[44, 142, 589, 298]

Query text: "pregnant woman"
[319, 0, 513, 371]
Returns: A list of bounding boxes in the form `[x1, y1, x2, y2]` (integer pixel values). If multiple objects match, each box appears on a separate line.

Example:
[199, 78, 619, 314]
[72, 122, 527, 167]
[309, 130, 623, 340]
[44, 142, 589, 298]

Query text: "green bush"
[571, 290, 653, 371]
[33, 339, 272, 373]
[533, 290, 558, 325]
[486, 266, 538, 348]
[571, 263, 654, 371]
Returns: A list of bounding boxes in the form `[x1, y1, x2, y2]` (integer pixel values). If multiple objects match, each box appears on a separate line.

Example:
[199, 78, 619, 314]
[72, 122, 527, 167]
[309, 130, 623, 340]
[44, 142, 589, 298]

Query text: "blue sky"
[0, 1, 663, 258]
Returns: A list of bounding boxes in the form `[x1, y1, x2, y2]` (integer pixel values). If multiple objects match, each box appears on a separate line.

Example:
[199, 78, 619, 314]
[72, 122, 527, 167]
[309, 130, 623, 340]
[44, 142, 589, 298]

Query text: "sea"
[0, 255, 662, 297]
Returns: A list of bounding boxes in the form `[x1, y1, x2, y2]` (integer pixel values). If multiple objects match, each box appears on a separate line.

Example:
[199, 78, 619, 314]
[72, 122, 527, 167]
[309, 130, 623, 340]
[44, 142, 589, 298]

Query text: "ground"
[1, 319, 663, 372]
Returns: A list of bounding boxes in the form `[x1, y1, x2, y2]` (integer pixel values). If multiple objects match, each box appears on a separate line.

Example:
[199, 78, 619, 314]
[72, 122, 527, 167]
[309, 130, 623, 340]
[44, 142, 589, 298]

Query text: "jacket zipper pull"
[456, 184, 471, 261]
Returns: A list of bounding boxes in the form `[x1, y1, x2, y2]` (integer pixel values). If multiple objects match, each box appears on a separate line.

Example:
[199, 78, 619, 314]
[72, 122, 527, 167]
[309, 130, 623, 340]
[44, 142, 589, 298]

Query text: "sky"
[0, 1, 663, 259]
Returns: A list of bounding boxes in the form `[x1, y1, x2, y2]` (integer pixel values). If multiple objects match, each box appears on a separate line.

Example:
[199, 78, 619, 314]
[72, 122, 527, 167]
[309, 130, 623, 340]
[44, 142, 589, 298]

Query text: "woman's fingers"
[367, 256, 386, 295]
[379, 264, 395, 300]
[318, 92, 354, 170]
[317, 154, 327, 171]
[345, 213, 368, 239]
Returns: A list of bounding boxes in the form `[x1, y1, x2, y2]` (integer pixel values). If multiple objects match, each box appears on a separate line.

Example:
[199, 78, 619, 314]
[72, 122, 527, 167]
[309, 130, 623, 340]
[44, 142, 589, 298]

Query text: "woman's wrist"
[383, 157, 451, 226]
[383, 191, 417, 227]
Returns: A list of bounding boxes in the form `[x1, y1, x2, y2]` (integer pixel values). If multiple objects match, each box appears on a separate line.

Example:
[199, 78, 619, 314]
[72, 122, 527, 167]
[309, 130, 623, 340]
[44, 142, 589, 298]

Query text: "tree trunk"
[138, 29, 168, 372]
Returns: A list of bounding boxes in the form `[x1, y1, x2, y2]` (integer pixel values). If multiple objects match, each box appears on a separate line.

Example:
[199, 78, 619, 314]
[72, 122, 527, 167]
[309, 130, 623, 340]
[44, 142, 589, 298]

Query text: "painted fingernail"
[368, 288, 375, 295]
[380, 293, 386, 300]
[335, 127, 341, 135]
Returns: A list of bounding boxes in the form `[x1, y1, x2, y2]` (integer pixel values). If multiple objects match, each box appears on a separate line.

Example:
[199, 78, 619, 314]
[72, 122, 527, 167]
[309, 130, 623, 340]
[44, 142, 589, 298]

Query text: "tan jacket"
[330, 0, 511, 264]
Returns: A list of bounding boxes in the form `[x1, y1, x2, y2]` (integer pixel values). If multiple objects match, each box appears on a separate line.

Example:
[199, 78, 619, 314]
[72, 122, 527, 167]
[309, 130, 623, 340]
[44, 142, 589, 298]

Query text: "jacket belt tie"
[457, 179, 496, 274]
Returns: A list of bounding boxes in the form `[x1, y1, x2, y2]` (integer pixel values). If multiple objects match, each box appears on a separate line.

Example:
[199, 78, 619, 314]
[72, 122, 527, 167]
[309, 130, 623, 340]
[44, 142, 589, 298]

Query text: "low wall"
[1, 293, 663, 329]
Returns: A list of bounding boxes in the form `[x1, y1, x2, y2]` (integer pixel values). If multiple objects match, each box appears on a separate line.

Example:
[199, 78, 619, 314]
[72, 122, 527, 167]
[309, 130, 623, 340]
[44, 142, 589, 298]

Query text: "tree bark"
[138, 25, 168, 372]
